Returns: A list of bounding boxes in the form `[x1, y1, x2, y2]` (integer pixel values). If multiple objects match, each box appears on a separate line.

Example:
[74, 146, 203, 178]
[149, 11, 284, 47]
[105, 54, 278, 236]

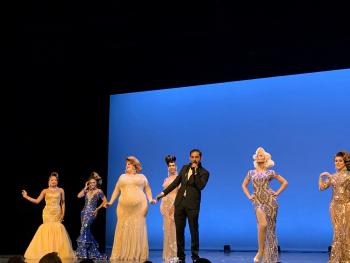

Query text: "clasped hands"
[149, 193, 163, 204]
[148, 192, 165, 204]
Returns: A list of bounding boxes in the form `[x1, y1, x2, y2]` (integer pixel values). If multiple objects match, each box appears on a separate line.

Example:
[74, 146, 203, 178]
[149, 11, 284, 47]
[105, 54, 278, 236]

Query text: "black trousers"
[174, 200, 200, 260]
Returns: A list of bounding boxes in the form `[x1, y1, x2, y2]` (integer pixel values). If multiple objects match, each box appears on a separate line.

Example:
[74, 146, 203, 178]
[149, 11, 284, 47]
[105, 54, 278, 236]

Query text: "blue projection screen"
[107, 69, 350, 251]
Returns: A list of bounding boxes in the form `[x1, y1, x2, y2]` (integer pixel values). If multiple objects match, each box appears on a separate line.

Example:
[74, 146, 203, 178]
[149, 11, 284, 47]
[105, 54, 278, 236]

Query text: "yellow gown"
[24, 190, 75, 261]
[320, 168, 350, 263]
[110, 174, 149, 262]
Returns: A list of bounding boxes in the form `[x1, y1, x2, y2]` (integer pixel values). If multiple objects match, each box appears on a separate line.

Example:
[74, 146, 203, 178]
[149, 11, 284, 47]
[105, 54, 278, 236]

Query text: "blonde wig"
[253, 147, 275, 168]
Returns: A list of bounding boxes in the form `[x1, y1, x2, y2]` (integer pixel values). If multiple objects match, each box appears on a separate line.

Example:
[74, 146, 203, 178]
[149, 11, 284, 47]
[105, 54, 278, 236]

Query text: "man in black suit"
[156, 149, 210, 263]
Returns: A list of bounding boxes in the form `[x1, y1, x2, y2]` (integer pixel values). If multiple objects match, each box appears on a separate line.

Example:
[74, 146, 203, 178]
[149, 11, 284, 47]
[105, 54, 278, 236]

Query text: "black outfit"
[162, 163, 209, 262]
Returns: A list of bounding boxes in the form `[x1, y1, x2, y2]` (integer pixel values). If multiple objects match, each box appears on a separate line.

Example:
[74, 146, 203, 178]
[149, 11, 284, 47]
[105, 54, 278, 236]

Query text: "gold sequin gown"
[247, 169, 279, 263]
[320, 168, 350, 263]
[160, 174, 178, 262]
[110, 174, 150, 262]
[24, 191, 75, 261]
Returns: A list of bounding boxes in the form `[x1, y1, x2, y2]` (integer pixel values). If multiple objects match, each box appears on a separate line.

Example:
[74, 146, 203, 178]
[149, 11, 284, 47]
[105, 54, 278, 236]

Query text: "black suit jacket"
[163, 163, 209, 210]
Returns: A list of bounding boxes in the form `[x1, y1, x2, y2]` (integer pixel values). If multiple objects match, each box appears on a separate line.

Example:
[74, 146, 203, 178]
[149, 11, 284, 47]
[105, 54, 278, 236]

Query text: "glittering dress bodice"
[327, 170, 350, 263]
[43, 191, 61, 223]
[250, 170, 278, 209]
[330, 170, 350, 203]
[160, 175, 178, 216]
[81, 190, 104, 218]
[76, 189, 105, 259]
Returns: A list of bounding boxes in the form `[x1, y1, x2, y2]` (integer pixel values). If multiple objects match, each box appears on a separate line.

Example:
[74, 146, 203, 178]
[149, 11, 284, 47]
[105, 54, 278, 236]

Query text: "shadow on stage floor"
[0, 250, 330, 263]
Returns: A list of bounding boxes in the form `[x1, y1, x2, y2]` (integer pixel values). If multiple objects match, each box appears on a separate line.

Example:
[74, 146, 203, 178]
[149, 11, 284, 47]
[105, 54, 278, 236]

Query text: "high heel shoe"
[253, 253, 262, 263]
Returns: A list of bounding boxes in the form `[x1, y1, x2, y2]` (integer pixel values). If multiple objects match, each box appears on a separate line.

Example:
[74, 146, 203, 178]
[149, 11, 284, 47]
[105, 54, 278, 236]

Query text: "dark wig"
[165, 155, 176, 166]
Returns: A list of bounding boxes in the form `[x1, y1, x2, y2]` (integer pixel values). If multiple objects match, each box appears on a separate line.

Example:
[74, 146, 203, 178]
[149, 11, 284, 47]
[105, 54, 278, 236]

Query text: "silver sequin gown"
[246, 169, 279, 263]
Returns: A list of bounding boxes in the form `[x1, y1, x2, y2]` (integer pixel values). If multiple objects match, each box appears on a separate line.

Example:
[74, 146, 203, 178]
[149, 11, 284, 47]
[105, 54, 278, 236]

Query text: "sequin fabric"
[160, 174, 178, 262]
[24, 190, 75, 260]
[76, 190, 106, 259]
[320, 169, 350, 263]
[247, 169, 279, 263]
[110, 173, 149, 262]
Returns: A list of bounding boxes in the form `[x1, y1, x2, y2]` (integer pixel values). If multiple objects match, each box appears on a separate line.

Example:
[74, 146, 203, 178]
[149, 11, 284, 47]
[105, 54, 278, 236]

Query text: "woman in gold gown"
[21, 172, 75, 261]
[106, 156, 156, 262]
[160, 155, 178, 262]
[319, 151, 350, 263]
[242, 147, 288, 263]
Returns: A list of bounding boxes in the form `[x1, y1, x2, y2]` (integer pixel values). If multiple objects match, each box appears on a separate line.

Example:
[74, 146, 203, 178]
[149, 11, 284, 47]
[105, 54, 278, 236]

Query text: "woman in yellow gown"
[22, 172, 75, 261]
[105, 156, 156, 262]
[319, 151, 350, 263]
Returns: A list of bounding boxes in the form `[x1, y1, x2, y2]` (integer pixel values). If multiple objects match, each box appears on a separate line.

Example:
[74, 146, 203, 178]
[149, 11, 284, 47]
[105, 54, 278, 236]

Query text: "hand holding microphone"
[191, 160, 198, 174]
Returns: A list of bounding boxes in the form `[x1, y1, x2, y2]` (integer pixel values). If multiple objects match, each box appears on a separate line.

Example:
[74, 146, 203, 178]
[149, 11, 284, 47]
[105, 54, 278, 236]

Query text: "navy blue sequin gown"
[76, 189, 105, 259]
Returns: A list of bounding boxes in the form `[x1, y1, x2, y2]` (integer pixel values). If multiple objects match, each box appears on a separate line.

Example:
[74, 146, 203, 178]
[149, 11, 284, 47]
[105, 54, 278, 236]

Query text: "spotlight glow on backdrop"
[107, 69, 350, 251]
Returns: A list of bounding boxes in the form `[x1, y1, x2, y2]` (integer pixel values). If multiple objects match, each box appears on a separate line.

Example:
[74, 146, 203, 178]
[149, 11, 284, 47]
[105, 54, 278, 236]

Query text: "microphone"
[191, 161, 198, 174]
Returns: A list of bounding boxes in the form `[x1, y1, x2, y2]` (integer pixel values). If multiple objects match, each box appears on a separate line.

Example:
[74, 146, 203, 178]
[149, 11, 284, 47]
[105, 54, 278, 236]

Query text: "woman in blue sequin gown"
[76, 172, 107, 260]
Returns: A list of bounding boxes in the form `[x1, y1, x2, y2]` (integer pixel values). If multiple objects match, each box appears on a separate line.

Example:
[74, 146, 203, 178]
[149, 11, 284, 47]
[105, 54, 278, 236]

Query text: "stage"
[0, 250, 329, 263]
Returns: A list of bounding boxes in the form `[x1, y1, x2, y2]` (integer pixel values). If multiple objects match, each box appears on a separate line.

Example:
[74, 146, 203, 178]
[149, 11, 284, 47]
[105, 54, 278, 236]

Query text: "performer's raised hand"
[22, 190, 27, 198]
[320, 172, 331, 178]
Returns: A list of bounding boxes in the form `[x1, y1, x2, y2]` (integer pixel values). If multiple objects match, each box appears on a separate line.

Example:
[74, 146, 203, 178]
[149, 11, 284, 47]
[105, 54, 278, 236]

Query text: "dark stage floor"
[0, 250, 329, 263]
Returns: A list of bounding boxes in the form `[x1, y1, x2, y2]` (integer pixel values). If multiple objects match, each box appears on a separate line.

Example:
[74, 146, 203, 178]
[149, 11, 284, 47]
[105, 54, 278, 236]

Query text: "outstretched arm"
[144, 180, 156, 204]
[273, 174, 288, 196]
[106, 181, 121, 206]
[157, 172, 182, 200]
[22, 189, 46, 204]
